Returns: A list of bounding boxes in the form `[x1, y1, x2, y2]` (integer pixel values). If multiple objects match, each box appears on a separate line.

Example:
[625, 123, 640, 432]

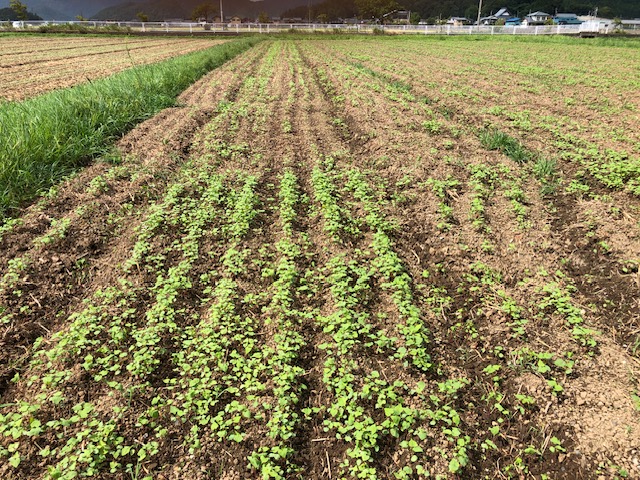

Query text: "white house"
[621, 19, 640, 30]
[447, 16, 471, 26]
[523, 11, 552, 26]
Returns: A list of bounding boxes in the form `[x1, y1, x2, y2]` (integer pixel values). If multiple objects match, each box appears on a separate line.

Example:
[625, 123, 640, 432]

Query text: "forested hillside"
[0, 6, 42, 20]
[283, 0, 640, 20]
[92, 0, 309, 21]
[3, 0, 638, 22]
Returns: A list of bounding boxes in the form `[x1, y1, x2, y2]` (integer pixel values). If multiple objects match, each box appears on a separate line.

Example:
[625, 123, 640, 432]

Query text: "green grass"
[0, 36, 260, 223]
[479, 128, 533, 164]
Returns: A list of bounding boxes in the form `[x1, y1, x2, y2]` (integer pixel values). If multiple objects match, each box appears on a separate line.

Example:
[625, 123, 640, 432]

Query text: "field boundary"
[0, 37, 261, 222]
[5, 20, 637, 36]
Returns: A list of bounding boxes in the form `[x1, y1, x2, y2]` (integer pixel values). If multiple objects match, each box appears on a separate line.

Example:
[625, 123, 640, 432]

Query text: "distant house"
[494, 7, 511, 19]
[447, 17, 471, 26]
[553, 13, 582, 25]
[621, 19, 640, 30]
[382, 10, 411, 24]
[479, 7, 511, 25]
[229, 16, 242, 25]
[577, 16, 615, 29]
[523, 11, 552, 25]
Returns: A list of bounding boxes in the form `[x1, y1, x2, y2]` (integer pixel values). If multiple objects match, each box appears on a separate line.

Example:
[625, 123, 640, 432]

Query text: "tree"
[0, 5, 41, 20]
[10, 0, 28, 21]
[191, 3, 217, 22]
[410, 11, 421, 23]
[258, 11, 270, 23]
[136, 11, 148, 22]
[465, 5, 478, 21]
[283, 0, 357, 22]
[598, 6, 614, 18]
[355, 0, 401, 22]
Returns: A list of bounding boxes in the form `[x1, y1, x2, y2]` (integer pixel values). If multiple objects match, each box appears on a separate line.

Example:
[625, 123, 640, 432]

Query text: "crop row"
[296, 38, 610, 477]
[0, 39, 306, 480]
[1, 38, 638, 479]
[0, 37, 259, 221]
[0, 37, 220, 67]
[330, 38, 640, 200]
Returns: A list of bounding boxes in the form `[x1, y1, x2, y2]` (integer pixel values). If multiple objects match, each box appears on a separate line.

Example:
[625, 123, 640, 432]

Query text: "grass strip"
[0, 36, 261, 222]
[479, 128, 533, 164]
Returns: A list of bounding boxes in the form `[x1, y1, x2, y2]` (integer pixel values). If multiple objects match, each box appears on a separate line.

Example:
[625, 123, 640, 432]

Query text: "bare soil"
[1, 37, 639, 480]
[0, 36, 227, 101]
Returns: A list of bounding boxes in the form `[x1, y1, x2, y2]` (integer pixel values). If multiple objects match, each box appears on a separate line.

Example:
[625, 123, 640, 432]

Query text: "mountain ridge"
[0, 0, 311, 21]
[0, 0, 126, 20]
[90, 0, 307, 21]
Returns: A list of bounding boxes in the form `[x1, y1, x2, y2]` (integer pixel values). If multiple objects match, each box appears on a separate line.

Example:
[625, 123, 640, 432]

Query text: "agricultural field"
[0, 35, 227, 101]
[0, 35, 639, 479]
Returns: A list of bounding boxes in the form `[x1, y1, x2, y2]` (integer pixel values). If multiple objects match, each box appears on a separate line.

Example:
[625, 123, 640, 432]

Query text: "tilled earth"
[0, 35, 227, 101]
[0, 37, 639, 479]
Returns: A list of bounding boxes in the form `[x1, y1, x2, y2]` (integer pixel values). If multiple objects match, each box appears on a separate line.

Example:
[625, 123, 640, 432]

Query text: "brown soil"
[298, 38, 640, 478]
[0, 36, 227, 101]
[0, 42, 266, 395]
[1, 37, 639, 480]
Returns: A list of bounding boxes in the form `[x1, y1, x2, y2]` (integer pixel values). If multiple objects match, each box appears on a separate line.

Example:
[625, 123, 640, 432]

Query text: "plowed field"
[1, 37, 639, 479]
[0, 36, 227, 101]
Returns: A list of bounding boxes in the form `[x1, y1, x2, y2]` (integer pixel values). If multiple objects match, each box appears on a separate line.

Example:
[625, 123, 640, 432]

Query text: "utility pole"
[476, 0, 483, 28]
[308, 0, 311, 24]
[219, 0, 224, 24]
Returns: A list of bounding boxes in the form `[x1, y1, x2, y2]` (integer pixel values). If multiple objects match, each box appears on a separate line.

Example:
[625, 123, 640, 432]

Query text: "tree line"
[282, 0, 640, 22]
[2, 0, 41, 21]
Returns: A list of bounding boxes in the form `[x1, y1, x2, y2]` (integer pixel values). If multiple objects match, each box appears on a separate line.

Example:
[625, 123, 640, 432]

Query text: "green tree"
[410, 11, 421, 23]
[355, 0, 401, 22]
[191, 3, 217, 22]
[10, 0, 28, 21]
[283, 0, 356, 22]
[136, 11, 148, 22]
[598, 6, 614, 18]
[465, 5, 478, 21]
[258, 11, 270, 23]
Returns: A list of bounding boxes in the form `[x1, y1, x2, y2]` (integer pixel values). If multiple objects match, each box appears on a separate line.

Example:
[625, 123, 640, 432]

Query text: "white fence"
[0, 20, 621, 36]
